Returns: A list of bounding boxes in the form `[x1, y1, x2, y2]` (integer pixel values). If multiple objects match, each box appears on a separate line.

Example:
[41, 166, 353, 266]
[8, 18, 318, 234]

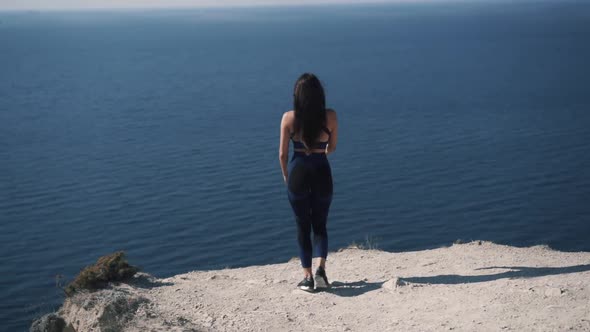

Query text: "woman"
[279, 73, 338, 292]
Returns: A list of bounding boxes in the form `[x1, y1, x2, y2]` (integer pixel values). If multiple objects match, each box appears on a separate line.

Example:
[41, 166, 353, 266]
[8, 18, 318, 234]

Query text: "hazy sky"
[0, 0, 442, 11]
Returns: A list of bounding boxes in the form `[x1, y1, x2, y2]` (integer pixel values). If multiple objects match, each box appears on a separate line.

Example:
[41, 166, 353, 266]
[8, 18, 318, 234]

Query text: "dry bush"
[64, 251, 139, 297]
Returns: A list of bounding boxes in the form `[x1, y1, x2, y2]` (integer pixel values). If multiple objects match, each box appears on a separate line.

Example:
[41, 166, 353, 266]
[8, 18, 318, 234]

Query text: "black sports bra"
[290, 127, 331, 150]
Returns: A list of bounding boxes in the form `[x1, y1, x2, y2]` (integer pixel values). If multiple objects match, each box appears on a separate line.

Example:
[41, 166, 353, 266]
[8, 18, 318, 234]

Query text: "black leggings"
[287, 152, 333, 268]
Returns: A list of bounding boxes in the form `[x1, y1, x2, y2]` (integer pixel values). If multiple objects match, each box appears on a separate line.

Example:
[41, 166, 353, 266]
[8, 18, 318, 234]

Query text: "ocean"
[1, 1, 589, 330]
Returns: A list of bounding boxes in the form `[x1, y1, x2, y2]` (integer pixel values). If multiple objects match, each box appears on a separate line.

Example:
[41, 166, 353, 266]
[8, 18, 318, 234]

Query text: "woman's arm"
[279, 112, 291, 184]
[326, 109, 338, 155]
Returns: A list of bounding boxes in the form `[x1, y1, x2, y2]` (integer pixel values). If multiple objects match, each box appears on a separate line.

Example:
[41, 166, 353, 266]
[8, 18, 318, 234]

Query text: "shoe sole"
[314, 276, 330, 290]
[298, 285, 315, 293]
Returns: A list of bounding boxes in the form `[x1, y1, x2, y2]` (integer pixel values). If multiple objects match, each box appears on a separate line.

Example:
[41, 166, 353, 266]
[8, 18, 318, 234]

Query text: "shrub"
[347, 235, 380, 250]
[64, 251, 139, 297]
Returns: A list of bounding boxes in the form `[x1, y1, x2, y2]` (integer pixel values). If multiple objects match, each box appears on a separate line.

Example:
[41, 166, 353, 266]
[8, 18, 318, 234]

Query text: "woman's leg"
[287, 157, 313, 274]
[310, 159, 332, 289]
[310, 157, 333, 268]
[295, 211, 313, 273]
[310, 196, 331, 266]
[316, 257, 326, 269]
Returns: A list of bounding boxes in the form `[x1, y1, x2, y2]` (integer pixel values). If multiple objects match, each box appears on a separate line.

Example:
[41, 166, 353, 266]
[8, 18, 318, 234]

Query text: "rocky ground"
[32, 241, 590, 331]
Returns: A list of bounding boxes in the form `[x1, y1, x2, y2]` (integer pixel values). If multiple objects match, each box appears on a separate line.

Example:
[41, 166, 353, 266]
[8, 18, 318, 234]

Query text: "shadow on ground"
[402, 264, 590, 285]
[324, 280, 384, 297]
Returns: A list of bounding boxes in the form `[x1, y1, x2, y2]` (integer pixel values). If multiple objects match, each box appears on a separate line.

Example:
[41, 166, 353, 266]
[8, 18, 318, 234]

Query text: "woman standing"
[279, 73, 338, 292]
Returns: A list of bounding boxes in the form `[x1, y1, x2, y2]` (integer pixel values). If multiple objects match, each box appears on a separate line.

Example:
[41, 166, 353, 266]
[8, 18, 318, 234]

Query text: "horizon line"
[0, 0, 548, 12]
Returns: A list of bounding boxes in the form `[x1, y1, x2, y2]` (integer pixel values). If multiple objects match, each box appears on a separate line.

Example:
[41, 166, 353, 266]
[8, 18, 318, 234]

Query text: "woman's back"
[283, 109, 338, 155]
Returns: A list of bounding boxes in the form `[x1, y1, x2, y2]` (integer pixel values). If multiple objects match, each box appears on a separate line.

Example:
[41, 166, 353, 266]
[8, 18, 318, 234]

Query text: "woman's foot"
[314, 266, 330, 290]
[297, 276, 314, 292]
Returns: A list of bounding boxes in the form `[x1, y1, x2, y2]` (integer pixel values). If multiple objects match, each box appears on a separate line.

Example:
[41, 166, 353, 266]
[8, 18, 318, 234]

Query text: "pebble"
[545, 288, 565, 297]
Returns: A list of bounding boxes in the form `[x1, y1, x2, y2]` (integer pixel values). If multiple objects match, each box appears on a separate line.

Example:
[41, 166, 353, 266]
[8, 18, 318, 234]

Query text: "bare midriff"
[293, 148, 327, 154]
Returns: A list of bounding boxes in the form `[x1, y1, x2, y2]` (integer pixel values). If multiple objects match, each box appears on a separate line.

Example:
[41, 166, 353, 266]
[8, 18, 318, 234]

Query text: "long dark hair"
[293, 73, 326, 149]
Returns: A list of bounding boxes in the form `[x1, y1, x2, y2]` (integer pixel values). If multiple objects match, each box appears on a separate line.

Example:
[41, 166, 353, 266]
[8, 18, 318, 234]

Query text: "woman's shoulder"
[281, 110, 295, 127]
[326, 108, 337, 121]
[283, 110, 295, 121]
[282, 110, 295, 118]
[324, 109, 337, 132]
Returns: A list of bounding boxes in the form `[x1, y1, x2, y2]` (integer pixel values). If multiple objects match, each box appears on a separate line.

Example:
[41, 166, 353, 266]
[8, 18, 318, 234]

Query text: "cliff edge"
[32, 241, 590, 331]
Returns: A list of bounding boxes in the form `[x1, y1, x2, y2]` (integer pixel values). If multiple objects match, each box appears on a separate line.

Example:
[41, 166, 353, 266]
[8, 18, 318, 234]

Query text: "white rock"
[544, 287, 565, 297]
[382, 277, 408, 290]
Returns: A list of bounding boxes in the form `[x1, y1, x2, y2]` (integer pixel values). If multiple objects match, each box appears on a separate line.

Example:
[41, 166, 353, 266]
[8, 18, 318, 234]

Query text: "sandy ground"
[60, 241, 590, 331]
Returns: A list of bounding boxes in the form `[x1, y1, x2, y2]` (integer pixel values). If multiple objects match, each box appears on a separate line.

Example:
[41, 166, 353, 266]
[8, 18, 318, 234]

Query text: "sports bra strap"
[290, 126, 331, 142]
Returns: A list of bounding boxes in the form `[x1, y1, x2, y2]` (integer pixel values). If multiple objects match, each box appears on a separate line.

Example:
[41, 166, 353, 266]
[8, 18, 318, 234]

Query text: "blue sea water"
[1, 1, 590, 330]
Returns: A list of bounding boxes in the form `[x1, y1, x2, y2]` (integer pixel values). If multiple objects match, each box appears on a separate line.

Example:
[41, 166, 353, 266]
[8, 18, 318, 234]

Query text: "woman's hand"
[283, 174, 288, 185]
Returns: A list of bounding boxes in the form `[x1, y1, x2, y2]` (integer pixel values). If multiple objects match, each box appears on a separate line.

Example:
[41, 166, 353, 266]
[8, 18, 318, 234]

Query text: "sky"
[0, 0, 444, 11]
